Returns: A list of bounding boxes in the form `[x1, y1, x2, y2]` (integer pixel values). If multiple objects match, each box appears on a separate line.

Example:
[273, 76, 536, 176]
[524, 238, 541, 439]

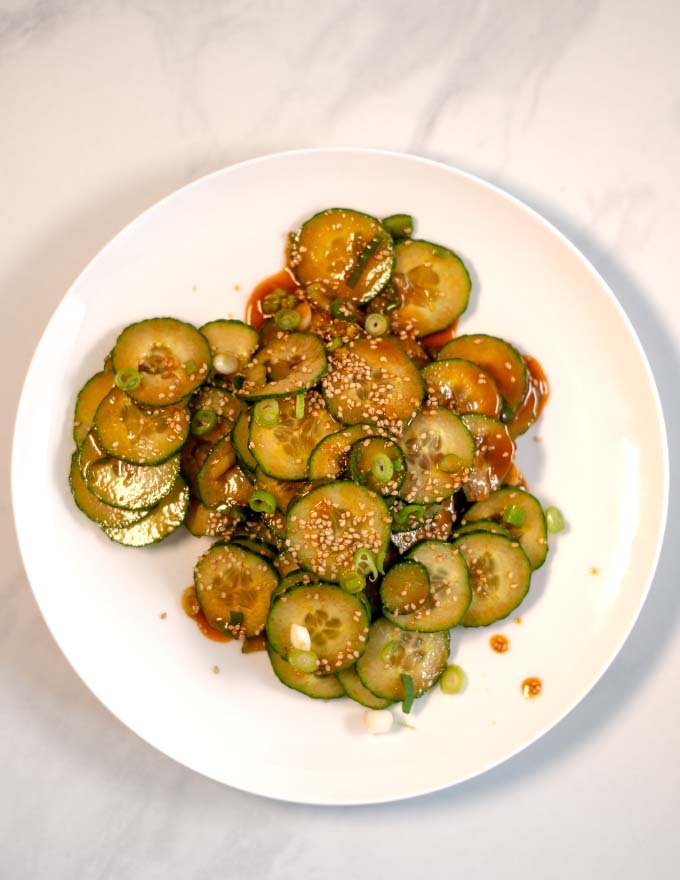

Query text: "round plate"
[12, 149, 668, 804]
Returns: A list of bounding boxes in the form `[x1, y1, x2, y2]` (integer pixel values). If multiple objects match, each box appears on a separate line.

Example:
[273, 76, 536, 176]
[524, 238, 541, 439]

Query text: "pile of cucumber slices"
[70, 207, 556, 713]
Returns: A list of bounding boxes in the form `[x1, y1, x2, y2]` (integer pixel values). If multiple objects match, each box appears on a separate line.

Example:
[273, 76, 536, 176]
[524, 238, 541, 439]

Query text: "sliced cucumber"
[453, 532, 532, 627]
[190, 385, 246, 446]
[249, 392, 340, 481]
[268, 648, 344, 700]
[73, 371, 116, 447]
[103, 477, 190, 547]
[267, 583, 370, 673]
[356, 618, 449, 701]
[194, 543, 279, 637]
[271, 569, 319, 600]
[231, 537, 278, 561]
[438, 335, 528, 416]
[200, 319, 259, 387]
[180, 435, 212, 496]
[322, 337, 423, 426]
[421, 359, 501, 418]
[462, 487, 548, 570]
[307, 424, 376, 481]
[380, 560, 430, 615]
[69, 453, 148, 528]
[349, 437, 406, 496]
[79, 431, 179, 511]
[338, 665, 393, 709]
[290, 208, 394, 305]
[452, 519, 511, 539]
[112, 317, 211, 406]
[461, 414, 516, 502]
[94, 388, 190, 465]
[286, 482, 391, 581]
[506, 356, 550, 437]
[399, 407, 475, 504]
[389, 503, 455, 554]
[254, 467, 310, 513]
[390, 240, 471, 337]
[196, 437, 253, 509]
[232, 410, 257, 473]
[238, 332, 327, 400]
[385, 541, 470, 632]
[184, 498, 238, 538]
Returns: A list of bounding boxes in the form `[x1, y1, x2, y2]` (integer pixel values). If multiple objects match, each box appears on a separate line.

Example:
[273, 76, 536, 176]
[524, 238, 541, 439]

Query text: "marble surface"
[1, 0, 679, 877]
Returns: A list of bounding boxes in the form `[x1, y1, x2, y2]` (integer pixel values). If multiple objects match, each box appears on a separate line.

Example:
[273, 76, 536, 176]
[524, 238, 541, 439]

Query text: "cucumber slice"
[322, 337, 424, 426]
[286, 482, 391, 581]
[271, 569, 319, 599]
[238, 332, 327, 400]
[94, 388, 190, 465]
[461, 414, 516, 502]
[196, 437, 253, 509]
[73, 371, 116, 447]
[421, 359, 501, 418]
[231, 537, 278, 561]
[380, 560, 430, 615]
[506, 356, 550, 437]
[452, 519, 511, 539]
[438, 335, 528, 416]
[462, 487, 548, 570]
[249, 392, 340, 481]
[338, 665, 393, 709]
[356, 618, 449, 701]
[69, 453, 148, 528]
[254, 468, 310, 513]
[232, 411, 257, 473]
[399, 407, 475, 504]
[190, 386, 246, 445]
[79, 431, 179, 511]
[384, 541, 471, 632]
[184, 498, 238, 538]
[453, 532, 532, 627]
[102, 477, 190, 547]
[390, 240, 471, 337]
[267, 583, 370, 673]
[194, 543, 279, 637]
[349, 437, 406, 496]
[268, 648, 344, 700]
[261, 509, 287, 540]
[307, 424, 376, 481]
[180, 435, 212, 496]
[112, 317, 211, 406]
[290, 208, 394, 305]
[389, 332, 429, 368]
[389, 503, 455, 554]
[200, 319, 259, 387]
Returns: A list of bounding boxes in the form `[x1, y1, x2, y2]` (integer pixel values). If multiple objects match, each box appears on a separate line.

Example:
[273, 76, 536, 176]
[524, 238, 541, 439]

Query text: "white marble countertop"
[2, 1, 679, 877]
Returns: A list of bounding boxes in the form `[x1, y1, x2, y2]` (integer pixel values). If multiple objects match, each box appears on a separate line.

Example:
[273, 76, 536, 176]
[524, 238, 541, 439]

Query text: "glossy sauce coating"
[182, 586, 232, 643]
[245, 267, 297, 330]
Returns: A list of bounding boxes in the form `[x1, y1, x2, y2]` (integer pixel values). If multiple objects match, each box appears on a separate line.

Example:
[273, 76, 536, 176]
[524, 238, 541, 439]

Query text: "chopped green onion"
[253, 399, 279, 427]
[279, 293, 297, 309]
[503, 504, 526, 527]
[365, 313, 388, 336]
[440, 664, 466, 695]
[228, 610, 244, 630]
[370, 452, 394, 483]
[249, 490, 277, 515]
[184, 359, 197, 376]
[438, 453, 463, 474]
[115, 368, 141, 392]
[393, 503, 426, 526]
[305, 281, 331, 307]
[262, 288, 288, 314]
[327, 337, 343, 352]
[340, 571, 366, 594]
[380, 640, 401, 664]
[354, 547, 379, 581]
[213, 352, 239, 375]
[347, 235, 382, 287]
[376, 549, 387, 576]
[382, 213, 414, 240]
[190, 408, 217, 436]
[275, 308, 301, 331]
[295, 394, 305, 419]
[329, 298, 353, 320]
[545, 506, 565, 534]
[288, 649, 319, 674]
[400, 673, 415, 714]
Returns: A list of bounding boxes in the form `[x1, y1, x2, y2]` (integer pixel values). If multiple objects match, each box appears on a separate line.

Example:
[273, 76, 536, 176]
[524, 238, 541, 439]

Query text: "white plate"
[12, 149, 668, 805]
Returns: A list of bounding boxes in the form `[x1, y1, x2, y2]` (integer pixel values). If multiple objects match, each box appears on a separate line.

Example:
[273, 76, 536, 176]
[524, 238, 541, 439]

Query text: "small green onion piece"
[503, 504, 526, 527]
[305, 282, 330, 307]
[279, 294, 297, 309]
[253, 399, 279, 427]
[438, 453, 463, 474]
[213, 352, 239, 375]
[327, 337, 343, 352]
[376, 549, 387, 576]
[262, 288, 286, 314]
[545, 506, 565, 534]
[370, 452, 394, 483]
[394, 503, 426, 525]
[365, 313, 388, 336]
[354, 547, 379, 582]
[340, 571, 366, 594]
[249, 490, 277, 515]
[228, 610, 244, 630]
[115, 368, 141, 392]
[382, 213, 414, 239]
[190, 408, 217, 436]
[184, 359, 197, 376]
[288, 649, 319, 674]
[329, 298, 350, 320]
[295, 394, 305, 419]
[380, 640, 400, 663]
[275, 308, 301, 331]
[440, 664, 466, 695]
[347, 235, 382, 288]
[401, 673, 415, 714]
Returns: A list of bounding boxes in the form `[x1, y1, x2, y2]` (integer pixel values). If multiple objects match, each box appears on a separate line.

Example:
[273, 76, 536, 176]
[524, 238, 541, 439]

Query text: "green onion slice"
[275, 308, 301, 331]
[393, 503, 426, 526]
[401, 673, 415, 714]
[440, 664, 466, 695]
[249, 490, 277, 515]
[545, 506, 565, 534]
[340, 571, 366, 594]
[288, 649, 319, 674]
[115, 368, 141, 392]
[503, 504, 526, 527]
[253, 399, 279, 427]
[370, 452, 394, 483]
[190, 408, 217, 436]
[295, 394, 305, 419]
[365, 313, 388, 336]
[354, 547, 379, 582]
[327, 337, 343, 352]
[382, 213, 414, 239]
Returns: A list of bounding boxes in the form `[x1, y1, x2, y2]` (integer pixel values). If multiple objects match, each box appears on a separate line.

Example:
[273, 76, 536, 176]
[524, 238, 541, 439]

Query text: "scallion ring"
[249, 490, 277, 515]
[275, 308, 301, 331]
[115, 367, 141, 392]
[213, 352, 239, 375]
[340, 571, 366, 594]
[393, 503, 426, 526]
[365, 313, 388, 336]
[253, 399, 279, 428]
[545, 506, 565, 534]
[354, 547, 379, 582]
[288, 649, 319, 674]
[440, 664, 466, 695]
[370, 452, 394, 483]
[190, 408, 217, 436]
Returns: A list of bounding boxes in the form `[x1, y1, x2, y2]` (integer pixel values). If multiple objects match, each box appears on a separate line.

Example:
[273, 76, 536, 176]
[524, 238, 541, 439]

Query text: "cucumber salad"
[69, 207, 561, 724]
